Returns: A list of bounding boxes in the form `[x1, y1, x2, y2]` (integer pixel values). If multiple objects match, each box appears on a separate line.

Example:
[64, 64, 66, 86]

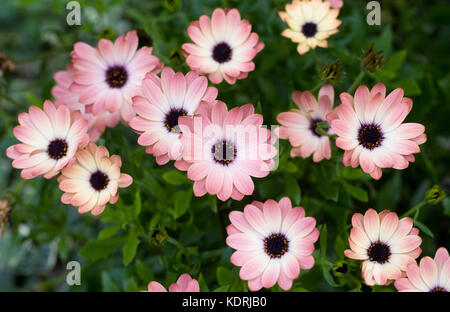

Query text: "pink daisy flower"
[129, 67, 218, 165]
[70, 30, 163, 123]
[174, 101, 277, 201]
[327, 83, 427, 180]
[277, 85, 334, 162]
[6, 100, 89, 179]
[395, 247, 450, 292]
[52, 64, 120, 142]
[57, 142, 132, 216]
[143, 273, 200, 292]
[182, 8, 264, 84]
[226, 197, 319, 291]
[345, 209, 422, 286]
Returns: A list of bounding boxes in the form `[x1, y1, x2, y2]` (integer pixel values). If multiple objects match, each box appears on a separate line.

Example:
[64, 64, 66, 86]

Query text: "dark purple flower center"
[367, 241, 391, 264]
[358, 124, 384, 150]
[164, 108, 187, 133]
[90, 170, 109, 191]
[212, 42, 232, 63]
[47, 139, 68, 160]
[211, 140, 236, 166]
[302, 22, 318, 38]
[106, 66, 128, 88]
[264, 233, 289, 258]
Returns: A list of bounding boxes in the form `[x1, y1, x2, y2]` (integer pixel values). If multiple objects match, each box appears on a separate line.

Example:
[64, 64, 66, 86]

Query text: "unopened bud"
[426, 184, 445, 205]
[320, 59, 343, 84]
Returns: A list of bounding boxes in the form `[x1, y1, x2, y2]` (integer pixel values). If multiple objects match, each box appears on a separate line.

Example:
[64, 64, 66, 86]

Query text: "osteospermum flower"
[395, 247, 450, 292]
[327, 83, 427, 180]
[57, 142, 132, 216]
[175, 101, 277, 201]
[345, 209, 422, 286]
[226, 197, 319, 291]
[129, 67, 218, 165]
[6, 100, 89, 179]
[277, 85, 334, 162]
[182, 8, 264, 84]
[70, 30, 163, 122]
[52, 64, 120, 142]
[143, 273, 200, 292]
[279, 0, 341, 55]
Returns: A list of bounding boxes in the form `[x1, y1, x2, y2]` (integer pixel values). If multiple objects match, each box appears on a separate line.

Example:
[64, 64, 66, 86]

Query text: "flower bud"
[320, 59, 343, 84]
[426, 184, 446, 205]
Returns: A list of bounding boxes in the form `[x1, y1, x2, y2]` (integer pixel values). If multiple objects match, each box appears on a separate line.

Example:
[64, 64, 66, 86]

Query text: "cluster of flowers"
[5, 0, 443, 293]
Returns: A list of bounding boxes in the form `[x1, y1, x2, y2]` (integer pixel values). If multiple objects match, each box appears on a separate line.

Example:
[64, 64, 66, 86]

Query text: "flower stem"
[347, 71, 365, 94]
[401, 200, 426, 218]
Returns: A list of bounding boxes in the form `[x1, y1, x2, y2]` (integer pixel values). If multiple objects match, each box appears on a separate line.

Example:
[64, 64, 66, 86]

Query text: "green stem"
[401, 200, 426, 218]
[311, 81, 322, 93]
[347, 71, 365, 94]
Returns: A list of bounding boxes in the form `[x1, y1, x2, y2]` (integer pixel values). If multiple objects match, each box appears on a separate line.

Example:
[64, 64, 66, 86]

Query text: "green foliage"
[0, 0, 449, 293]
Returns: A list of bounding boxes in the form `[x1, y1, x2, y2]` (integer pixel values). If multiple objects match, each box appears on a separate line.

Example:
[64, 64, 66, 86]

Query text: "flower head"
[345, 209, 422, 286]
[226, 197, 319, 291]
[277, 85, 334, 162]
[175, 101, 277, 201]
[52, 64, 120, 142]
[6, 100, 89, 179]
[279, 0, 341, 55]
[70, 30, 163, 122]
[143, 273, 200, 292]
[327, 83, 427, 180]
[395, 247, 450, 292]
[57, 142, 132, 216]
[129, 67, 218, 165]
[182, 8, 264, 84]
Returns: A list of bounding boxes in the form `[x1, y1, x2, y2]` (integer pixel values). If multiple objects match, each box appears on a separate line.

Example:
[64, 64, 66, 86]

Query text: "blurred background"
[0, 0, 449, 291]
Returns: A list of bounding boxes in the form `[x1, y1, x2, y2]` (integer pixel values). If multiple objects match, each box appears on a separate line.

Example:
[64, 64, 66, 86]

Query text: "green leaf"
[102, 272, 120, 292]
[342, 181, 368, 202]
[377, 50, 407, 81]
[98, 224, 121, 240]
[392, 78, 422, 96]
[123, 229, 140, 266]
[125, 278, 139, 292]
[208, 195, 217, 214]
[443, 197, 450, 217]
[341, 167, 365, 180]
[318, 182, 339, 202]
[198, 273, 209, 292]
[79, 237, 124, 260]
[213, 285, 229, 292]
[24, 92, 42, 108]
[134, 188, 142, 217]
[413, 220, 434, 238]
[174, 189, 193, 219]
[322, 266, 339, 287]
[377, 173, 401, 211]
[216, 266, 233, 286]
[374, 26, 393, 55]
[162, 170, 188, 185]
[135, 259, 154, 283]
[285, 175, 301, 205]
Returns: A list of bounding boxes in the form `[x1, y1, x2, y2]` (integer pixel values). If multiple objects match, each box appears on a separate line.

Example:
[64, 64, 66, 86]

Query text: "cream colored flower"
[279, 0, 341, 55]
